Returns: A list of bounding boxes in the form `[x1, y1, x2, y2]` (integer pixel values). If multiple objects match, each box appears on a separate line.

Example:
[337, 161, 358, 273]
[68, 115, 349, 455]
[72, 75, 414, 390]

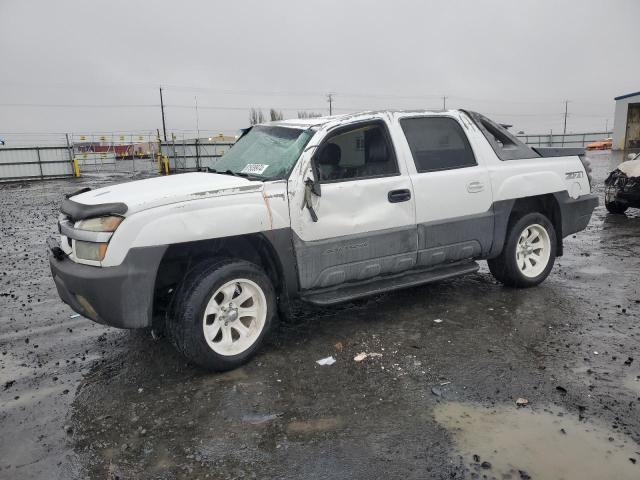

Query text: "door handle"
[388, 189, 411, 203]
[467, 181, 485, 193]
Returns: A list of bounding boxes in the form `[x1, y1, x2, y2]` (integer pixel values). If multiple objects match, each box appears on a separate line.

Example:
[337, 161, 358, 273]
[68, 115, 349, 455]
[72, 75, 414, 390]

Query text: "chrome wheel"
[515, 224, 551, 278]
[202, 279, 267, 356]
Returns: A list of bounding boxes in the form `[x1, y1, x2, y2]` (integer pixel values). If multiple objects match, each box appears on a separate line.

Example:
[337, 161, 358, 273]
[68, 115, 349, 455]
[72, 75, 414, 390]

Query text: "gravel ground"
[0, 151, 638, 479]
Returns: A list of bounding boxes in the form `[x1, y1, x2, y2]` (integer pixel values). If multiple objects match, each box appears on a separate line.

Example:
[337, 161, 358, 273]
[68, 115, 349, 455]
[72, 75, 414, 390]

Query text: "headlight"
[77, 216, 123, 232]
[75, 241, 109, 261]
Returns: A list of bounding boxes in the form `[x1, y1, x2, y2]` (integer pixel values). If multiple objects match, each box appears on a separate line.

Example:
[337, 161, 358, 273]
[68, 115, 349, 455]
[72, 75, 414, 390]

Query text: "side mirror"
[308, 159, 322, 196]
[302, 160, 321, 222]
[628, 153, 637, 161]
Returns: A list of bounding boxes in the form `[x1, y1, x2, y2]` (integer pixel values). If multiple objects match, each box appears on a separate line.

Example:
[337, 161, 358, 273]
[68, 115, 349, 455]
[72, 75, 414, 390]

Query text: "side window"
[400, 117, 477, 172]
[316, 123, 399, 182]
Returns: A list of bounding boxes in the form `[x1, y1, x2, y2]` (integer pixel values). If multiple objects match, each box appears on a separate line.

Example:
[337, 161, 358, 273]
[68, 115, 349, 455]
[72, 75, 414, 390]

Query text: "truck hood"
[618, 159, 640, 178]
[72, 172, 264, 215]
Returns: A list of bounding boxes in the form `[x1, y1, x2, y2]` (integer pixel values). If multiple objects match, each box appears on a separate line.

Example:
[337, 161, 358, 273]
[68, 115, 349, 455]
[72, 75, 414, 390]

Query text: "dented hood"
[71, 172, 264, 215]
[618, 158, 640, 178]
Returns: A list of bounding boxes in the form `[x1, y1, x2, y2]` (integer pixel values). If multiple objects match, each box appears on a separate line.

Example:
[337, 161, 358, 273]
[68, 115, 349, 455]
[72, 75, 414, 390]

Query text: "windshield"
[213, 125, 314, 180]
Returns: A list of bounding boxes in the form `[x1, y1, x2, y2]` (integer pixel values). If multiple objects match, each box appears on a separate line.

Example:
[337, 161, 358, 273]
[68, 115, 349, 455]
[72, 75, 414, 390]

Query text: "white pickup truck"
[49, 110, 597, 370]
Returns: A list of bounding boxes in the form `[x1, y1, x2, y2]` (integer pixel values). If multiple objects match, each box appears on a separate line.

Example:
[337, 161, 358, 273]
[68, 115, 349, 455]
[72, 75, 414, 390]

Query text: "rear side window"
[400, 117, 476, 172]
[463, 110, 540, 161]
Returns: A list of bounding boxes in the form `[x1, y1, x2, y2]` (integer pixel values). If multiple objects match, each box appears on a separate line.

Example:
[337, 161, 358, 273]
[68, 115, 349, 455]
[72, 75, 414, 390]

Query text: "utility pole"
[562, 100, 570, 147]
[327, 93, 334, 115]
[194, 96, 200, 139]
[442, 96, 447, 110]
[159, 87, 167, 142]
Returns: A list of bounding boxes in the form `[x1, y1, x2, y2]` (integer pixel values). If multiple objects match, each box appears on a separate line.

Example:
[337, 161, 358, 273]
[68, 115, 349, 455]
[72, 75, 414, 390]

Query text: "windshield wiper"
[207, 168, 264, 181]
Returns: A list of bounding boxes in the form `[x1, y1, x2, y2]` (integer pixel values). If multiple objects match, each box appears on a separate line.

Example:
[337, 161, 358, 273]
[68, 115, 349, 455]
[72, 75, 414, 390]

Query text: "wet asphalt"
[0, 153, 638, 479]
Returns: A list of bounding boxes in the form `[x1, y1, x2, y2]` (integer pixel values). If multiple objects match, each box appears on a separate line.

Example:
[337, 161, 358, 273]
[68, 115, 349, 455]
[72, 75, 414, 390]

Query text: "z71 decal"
[565, 171, 584, 179]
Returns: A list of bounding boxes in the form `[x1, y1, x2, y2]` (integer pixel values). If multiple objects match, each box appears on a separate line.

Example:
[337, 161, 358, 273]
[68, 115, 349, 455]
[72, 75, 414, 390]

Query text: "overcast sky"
[1, 0, 639, 145]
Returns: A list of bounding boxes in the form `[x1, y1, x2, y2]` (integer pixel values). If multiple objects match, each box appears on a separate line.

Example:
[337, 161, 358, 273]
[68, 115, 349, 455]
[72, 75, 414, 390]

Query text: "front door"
[398, 115, 494, 268]
[289, 120, 417, 290]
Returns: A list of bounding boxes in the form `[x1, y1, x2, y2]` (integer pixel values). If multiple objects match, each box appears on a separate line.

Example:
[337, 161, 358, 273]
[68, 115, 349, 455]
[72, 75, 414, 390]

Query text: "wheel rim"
[202, 278, 267, 356]
[515, 224, 551, 278]
[605, 186, 618, 204]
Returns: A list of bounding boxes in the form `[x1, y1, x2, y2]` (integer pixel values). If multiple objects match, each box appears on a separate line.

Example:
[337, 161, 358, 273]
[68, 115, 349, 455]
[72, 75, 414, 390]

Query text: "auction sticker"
[241, 164, 269, 175]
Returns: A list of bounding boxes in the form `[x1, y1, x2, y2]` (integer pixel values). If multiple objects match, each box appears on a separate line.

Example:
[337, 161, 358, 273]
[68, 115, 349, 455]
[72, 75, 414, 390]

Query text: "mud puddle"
[434, 402, 639, 479]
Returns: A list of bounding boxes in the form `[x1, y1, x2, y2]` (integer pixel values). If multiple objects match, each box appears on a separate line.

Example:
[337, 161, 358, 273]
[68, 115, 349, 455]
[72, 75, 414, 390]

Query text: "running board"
[300, 261, 479, 306]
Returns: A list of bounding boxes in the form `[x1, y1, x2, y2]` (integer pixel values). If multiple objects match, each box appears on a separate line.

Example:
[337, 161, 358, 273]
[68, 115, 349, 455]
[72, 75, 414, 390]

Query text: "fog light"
[75, 241, 108, 261]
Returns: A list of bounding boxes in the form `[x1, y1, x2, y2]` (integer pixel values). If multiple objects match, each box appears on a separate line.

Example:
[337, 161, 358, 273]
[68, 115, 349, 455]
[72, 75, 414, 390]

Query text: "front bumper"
[605, 169, 640, 207]
[49, 243, 167, 329]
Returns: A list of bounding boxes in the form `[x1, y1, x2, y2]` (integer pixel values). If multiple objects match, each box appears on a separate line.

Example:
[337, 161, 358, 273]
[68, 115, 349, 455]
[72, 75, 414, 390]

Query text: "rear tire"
[488, 212, 557, 288]
[167, 259, 275, 371]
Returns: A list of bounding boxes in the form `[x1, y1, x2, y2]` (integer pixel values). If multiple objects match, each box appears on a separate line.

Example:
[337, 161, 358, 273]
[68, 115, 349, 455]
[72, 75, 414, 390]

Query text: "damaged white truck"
[48, 110, 597, 370]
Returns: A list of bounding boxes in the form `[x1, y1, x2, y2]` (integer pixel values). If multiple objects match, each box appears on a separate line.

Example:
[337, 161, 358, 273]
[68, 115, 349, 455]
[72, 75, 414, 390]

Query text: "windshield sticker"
[241, 163, 269, 175]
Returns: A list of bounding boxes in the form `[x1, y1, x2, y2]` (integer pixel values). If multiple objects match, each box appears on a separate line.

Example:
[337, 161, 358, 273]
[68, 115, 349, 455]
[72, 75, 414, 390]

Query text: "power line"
[0, 103, 159, 108]
[0, 79, 616, 107]
[0, 102, 589, 116]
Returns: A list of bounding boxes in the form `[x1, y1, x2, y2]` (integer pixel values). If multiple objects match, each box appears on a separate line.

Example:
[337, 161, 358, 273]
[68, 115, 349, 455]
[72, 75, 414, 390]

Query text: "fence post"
[582, 133, 586, 147]
[65, 133, 74, 173]
[157, 135, 162, 174]
[171, 134, 177, 171]
[35, 147, 44, 180]
[182, 134, 186, 171]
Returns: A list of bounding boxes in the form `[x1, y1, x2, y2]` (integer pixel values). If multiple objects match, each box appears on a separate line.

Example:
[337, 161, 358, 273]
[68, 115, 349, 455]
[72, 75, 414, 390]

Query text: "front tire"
[605, 186, 628, 214]
[167, 259, 275, 371]
[488, 212, 557, 288]
[605, 200, 628, 214]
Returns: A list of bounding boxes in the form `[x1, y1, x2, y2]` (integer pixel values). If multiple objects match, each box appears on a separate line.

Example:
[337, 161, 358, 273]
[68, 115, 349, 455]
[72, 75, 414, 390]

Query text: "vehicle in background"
[604, 152, 640, 214]
[586, 137, 612, 151]
[48, 110, 597, 371]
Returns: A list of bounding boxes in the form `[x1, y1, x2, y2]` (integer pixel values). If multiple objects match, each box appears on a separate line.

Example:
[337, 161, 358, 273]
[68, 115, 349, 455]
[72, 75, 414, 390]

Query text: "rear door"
[396, 114, 494, 268]
[289, 119, 417, 290]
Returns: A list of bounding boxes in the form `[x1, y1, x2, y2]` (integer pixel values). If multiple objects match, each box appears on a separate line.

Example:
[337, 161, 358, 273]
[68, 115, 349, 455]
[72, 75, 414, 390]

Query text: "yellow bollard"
[163, 156, 169, 175]
[73, 158, 81, 177]
[157, 152, 162, 173]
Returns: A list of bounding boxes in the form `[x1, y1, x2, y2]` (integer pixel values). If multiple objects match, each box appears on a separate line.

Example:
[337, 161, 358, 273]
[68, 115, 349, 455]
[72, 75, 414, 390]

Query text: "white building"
[612, 91, 640, 150]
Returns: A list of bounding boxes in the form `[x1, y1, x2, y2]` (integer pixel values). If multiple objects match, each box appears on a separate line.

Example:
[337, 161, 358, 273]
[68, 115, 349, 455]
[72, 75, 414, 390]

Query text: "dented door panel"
[291, 176, 416, 290]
